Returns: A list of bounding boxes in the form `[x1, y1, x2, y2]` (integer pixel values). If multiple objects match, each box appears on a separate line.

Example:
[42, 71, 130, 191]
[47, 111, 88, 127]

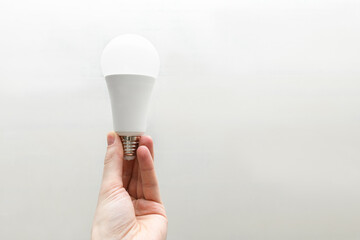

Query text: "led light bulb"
[101, 34, 160, 160]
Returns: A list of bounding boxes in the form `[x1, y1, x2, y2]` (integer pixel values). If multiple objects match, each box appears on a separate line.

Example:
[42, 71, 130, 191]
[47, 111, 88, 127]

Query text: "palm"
[92, 135, 167, 240]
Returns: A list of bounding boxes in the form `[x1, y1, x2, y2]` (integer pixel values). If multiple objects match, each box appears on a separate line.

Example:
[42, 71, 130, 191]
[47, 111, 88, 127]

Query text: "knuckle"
[142, 165, 154, 172]
[142, 181, 157, 189]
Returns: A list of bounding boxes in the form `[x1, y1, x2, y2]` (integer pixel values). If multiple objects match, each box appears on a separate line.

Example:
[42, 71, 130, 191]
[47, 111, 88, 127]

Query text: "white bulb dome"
[101, 34, 160, 78]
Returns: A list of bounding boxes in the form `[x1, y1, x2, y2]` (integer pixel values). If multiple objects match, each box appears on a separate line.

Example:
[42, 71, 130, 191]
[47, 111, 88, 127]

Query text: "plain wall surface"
[1, 0, 360, 239]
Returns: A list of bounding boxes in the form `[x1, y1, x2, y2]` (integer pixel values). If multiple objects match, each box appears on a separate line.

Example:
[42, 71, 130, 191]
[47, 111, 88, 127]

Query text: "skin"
[92, 132, 167, 240]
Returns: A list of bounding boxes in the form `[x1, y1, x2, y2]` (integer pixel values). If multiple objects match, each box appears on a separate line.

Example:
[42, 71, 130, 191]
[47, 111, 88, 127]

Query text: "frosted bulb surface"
[101, 34, 160, 78]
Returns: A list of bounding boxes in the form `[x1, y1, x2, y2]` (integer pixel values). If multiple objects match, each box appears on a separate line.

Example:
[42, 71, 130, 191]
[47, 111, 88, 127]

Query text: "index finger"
[139, 135, 154, 159]
[137, 145, 161, 203]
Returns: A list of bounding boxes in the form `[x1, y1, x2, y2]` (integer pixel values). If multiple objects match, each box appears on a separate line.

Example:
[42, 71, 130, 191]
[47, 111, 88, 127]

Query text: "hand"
[92, 132, 167, 240]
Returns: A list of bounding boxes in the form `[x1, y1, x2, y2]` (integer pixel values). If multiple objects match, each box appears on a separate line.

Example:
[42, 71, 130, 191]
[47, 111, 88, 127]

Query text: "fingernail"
[107, 132, 115, 146]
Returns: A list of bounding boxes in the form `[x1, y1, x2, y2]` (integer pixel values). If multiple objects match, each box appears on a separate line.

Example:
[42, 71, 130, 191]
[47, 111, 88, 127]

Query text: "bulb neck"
[119, 136, 141, 160]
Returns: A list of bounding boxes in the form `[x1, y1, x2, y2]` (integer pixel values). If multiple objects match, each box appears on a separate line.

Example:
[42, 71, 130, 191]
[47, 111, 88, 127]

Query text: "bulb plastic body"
[106, 74, 155, 136]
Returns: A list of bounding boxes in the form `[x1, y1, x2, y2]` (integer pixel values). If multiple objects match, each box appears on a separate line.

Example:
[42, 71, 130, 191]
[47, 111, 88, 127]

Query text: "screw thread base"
[120, 136, 140, 160]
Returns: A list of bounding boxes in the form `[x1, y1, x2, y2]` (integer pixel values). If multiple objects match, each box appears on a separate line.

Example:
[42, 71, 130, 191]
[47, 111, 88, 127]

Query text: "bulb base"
[120, 136, 140, 160]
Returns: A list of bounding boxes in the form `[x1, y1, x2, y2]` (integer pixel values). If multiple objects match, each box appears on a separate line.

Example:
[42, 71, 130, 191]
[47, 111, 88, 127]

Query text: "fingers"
[137, 167, 143, 199]
[102, 132, 124, 188]
[139, 135, 154, 159]
[127, 135, 154, 198]
[122, 158, 135, 189]
[137, 145, 161, 203]
[127, 159, 139, 198]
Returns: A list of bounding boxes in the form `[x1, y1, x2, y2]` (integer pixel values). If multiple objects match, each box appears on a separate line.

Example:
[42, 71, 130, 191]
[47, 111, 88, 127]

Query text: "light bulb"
[101, 34, 160, 160]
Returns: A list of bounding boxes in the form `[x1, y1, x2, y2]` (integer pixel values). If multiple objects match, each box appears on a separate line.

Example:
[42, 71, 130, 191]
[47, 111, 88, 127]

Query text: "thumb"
[101, 131, 124, 189]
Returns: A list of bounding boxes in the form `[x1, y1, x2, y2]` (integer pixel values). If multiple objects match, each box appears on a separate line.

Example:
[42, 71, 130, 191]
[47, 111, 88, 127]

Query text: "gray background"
[1, 0, 360, 239]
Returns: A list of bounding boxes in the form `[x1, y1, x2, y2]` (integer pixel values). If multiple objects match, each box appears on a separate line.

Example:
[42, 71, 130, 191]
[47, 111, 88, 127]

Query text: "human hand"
[92, 132, 167, 240]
